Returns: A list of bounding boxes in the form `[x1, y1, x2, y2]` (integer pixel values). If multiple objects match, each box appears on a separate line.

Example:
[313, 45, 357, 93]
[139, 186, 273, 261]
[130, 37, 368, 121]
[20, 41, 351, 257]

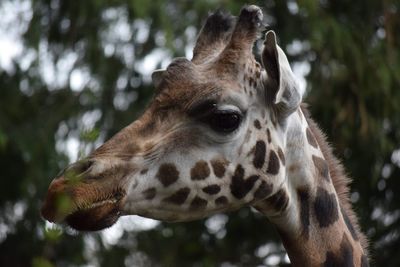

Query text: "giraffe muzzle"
[41, 175, 126, 231]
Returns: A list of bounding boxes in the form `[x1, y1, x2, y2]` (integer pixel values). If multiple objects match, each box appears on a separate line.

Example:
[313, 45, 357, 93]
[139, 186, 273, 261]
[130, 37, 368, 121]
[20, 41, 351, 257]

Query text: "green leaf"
[32, 257, 54, 267]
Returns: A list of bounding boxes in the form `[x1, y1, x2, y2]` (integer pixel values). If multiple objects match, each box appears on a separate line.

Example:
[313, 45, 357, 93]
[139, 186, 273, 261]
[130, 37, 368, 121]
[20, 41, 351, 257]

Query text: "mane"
[300, 104, 369, 254]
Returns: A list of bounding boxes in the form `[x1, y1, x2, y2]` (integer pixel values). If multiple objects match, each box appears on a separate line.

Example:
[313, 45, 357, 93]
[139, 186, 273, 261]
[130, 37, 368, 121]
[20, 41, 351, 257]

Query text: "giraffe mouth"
[41, 176, 126, 231]
[64, 192, 125, 231]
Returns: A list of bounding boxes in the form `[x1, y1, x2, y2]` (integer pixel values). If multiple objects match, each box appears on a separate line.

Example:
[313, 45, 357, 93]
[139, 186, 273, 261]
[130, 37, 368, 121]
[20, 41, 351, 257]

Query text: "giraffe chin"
[65, 198, 123, 231]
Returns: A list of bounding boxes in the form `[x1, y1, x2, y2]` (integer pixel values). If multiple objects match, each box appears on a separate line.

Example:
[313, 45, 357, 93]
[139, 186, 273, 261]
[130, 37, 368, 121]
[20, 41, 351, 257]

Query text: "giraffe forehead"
[152, 80, 249, 120]
[153, 76, 219, 113]
[154, 57, 256, 112]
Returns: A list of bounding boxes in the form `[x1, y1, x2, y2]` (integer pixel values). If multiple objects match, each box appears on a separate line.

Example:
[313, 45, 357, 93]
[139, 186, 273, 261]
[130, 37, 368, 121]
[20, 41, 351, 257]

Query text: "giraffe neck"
[254, 108, 368, 266]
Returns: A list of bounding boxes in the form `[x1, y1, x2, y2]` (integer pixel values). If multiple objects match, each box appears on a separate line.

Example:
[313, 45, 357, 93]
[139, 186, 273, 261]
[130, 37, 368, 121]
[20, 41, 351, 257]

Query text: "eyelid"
[187, 99, 217, 118]
[187, 98, 245, 120]
[217, 104, 242, 113]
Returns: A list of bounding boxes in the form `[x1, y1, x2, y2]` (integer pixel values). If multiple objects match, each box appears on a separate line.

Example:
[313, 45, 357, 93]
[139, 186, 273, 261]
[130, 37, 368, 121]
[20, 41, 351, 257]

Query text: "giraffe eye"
[203, 109, 242, 133]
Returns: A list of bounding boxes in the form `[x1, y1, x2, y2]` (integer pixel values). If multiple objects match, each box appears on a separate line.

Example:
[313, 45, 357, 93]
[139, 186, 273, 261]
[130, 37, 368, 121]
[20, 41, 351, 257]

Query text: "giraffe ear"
[262, 31, 280, 104]
[152, 69, 166, 89]
[262, 31, 302, 118]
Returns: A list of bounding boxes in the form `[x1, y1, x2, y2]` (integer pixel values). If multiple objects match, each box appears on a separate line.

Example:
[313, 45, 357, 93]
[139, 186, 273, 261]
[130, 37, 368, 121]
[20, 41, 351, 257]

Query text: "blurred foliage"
[0, 0, 399, 266]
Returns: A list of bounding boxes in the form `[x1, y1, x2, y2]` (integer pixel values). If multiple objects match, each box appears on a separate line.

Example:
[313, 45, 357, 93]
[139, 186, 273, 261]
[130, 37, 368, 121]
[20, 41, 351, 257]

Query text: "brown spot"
[306, 127, 318, 148]
[202, 184, 221, 195]
[254, 119, 262, 129]
[191, 160, 210, 180]
[215, 196, 228, 206]
[253, 140, 266, 169]
[277, 147, 285, 165]
[163, 187, 190, 205]
[266, 150, 280, 175]
[314, 187, 339, 227]
[157, 163, 180, 187]
[230, 165, 259, 199]
[267, 129, 272, 143]
[190, 196, 208, 210]
[323, 234, 354, 267]
[297, 188, 310, 239]
[265, 189, 289, 213]
[312, 155, 329, 181]
[288, 164, 300, 173]
[140, 169, 148, 175]
[253, 181, 273, 200]
[210, 158, 228, 178]
[142, 187, 156, 200]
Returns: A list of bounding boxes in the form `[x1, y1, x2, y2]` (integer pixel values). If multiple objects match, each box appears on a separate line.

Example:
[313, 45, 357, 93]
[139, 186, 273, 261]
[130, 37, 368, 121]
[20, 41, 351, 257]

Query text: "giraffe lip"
[83, 197, 119, 210]
[65, 191, 126, 231]
[78, 190, 126, 211]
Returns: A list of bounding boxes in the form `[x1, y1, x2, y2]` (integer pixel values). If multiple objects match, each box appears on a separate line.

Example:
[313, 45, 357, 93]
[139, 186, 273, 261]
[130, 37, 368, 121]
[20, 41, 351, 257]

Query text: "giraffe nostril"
[63, 159, 94, 179]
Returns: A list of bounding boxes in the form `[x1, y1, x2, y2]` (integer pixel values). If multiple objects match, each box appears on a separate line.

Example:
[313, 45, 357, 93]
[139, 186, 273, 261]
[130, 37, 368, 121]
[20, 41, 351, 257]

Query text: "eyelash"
[195, 106, 243, 134]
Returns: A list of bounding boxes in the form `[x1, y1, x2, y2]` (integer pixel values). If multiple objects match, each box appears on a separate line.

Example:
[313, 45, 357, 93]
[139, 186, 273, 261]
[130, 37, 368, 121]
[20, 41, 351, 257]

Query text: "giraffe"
[41, 5, 369, 266]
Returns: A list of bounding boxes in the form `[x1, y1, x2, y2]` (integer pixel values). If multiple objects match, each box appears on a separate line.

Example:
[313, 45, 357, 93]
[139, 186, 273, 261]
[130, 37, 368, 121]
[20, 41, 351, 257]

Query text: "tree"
[0, 0, 398, 266]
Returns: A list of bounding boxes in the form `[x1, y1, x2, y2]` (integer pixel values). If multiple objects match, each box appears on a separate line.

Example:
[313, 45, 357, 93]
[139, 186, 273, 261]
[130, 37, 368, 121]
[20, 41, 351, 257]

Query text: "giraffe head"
[41, 5, 302, 231]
